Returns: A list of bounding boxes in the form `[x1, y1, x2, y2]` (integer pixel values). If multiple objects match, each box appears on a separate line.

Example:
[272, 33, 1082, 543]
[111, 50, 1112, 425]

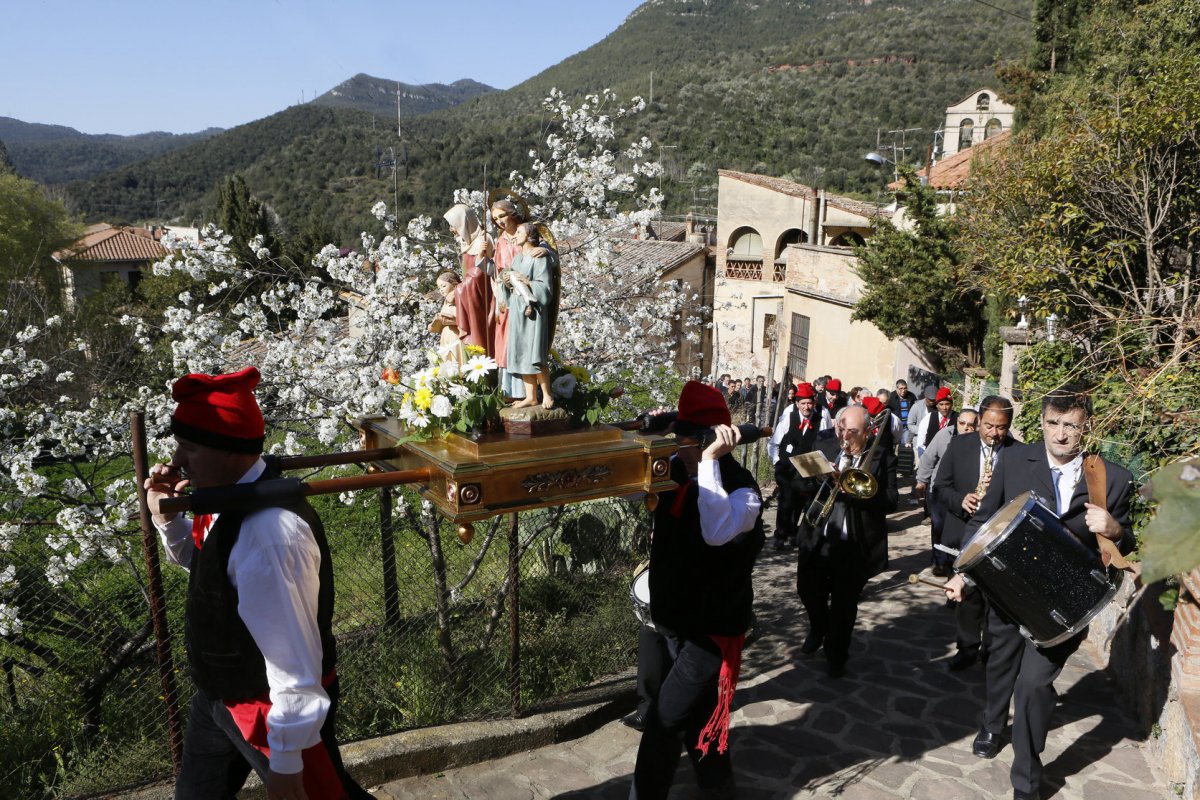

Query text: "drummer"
[630, 381, 764, 800]
[944, 384, 1133, 800]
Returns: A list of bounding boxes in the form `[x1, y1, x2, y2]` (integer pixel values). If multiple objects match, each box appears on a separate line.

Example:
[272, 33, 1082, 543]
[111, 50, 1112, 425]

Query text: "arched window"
[774, 228, 808, 258]
[984, 118, 1002, 139]
[728, 228, 763, 257]
[976, 92, 990, 112]
[829, 231, 865, 248]
[958, 119, 974, 151]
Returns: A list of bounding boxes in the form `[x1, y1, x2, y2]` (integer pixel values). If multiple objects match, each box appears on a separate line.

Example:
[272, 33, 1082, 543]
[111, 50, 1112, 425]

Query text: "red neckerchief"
[191, 514, 212, 550]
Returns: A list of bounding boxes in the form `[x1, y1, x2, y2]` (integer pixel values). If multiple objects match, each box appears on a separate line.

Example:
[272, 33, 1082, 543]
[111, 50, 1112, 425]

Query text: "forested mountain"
[67, 0, 1033, 245]
[311, 74, 495, 116]
[0, 117, 222, 184]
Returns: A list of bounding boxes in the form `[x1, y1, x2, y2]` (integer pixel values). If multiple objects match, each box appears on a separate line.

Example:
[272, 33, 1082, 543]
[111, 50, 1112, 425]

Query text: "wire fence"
[0, 486, 656, 799]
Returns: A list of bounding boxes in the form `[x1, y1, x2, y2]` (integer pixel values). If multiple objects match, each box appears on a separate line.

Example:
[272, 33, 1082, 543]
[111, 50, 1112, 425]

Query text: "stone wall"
[1087, 570, 1200, 798]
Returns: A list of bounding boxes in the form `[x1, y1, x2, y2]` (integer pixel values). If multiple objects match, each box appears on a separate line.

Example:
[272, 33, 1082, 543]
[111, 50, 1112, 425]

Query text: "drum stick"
[907, 573, 948, 590]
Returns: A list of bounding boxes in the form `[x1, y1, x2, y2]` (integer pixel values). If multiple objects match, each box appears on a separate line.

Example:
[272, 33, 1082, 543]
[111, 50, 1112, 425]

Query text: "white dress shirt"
[1048, 452, 1084, 515]
[156, 458, 329, 774]
[695, 457, 763, 545]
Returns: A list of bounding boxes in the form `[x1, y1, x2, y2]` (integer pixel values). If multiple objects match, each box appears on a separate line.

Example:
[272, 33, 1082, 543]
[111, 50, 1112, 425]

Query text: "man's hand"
[143, 464, 188, 523]
[266, 768, 307, 800]
[944, 573, 965, 603]
[702, 424, 740, 461]
[961, 492, 983, 515]
[1084, 502, 1122, 540]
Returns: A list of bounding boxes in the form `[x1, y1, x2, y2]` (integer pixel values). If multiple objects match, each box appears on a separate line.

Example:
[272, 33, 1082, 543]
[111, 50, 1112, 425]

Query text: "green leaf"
[1139, 460, 1200, 584]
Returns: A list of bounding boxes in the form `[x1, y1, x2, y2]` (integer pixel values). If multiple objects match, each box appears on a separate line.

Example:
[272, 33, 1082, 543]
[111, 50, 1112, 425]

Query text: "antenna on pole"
[396, 82, 403, 140]
[649, 70, 654, 106]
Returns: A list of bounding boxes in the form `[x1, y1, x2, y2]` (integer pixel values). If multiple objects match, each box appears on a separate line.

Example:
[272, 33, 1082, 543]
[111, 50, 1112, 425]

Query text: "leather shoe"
[800, 633, 824, 654]
[948, 650, 979, 671]
[621, 711, 645, 732]
[930, 564, 950, 577]
[1013, 790, 1038, 800]
[972, 728, 1000, 759]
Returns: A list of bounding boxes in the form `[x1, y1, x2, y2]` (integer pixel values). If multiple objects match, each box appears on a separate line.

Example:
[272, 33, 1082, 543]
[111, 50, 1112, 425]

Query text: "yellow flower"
[568, 365, 590, 384]
[464, 344, 485, 356]
[401, 392, 413, 407]
[414, 388, 433, 410]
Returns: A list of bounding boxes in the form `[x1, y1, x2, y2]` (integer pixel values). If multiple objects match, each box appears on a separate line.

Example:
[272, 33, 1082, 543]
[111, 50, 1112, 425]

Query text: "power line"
[966, 0, 1033, 23]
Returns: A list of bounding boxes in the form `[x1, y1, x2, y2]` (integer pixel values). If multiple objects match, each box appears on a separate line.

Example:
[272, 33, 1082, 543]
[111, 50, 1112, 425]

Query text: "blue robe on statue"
[500, 249, 557, 375]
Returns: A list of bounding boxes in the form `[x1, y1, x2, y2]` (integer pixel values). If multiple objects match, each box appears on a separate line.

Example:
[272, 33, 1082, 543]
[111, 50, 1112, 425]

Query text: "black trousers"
[955, 584, 988, 655]
[982, 608, 1084, 795]
[175, 680, 370, 800]
[773, 472, 809, 543]
[927, 492, 952, 568]
[630, 631, 734, 799]
[796, 535, 869, 666]
[635, 622, 670, 719]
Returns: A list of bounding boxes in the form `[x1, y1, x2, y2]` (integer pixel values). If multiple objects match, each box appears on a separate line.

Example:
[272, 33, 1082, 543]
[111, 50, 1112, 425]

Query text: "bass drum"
[630, 562, 654, 631]
[955, 490, 1122, 647]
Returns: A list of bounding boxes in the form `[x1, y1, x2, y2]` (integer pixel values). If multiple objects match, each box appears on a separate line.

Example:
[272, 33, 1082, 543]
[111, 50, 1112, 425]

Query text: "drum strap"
[1083, 455, 1133, 571]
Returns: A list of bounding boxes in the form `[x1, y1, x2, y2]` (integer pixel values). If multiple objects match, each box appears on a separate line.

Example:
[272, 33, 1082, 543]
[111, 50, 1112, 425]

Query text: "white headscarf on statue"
[443, 203, 489, 257]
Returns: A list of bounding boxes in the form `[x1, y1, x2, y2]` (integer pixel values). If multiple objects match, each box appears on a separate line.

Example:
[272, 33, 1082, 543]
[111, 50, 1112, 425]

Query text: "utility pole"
[649, 70, 654, 106]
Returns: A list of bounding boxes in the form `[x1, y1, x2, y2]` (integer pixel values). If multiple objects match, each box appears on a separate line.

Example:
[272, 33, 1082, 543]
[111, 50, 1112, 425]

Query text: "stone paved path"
[372, 490, 1170, 800]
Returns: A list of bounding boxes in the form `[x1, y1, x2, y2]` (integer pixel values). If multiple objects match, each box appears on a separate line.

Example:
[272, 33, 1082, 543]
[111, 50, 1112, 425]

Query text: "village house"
[710, 169, 936, 392]
[53, 223, 197, 310]
[939, 87, 1014, 159]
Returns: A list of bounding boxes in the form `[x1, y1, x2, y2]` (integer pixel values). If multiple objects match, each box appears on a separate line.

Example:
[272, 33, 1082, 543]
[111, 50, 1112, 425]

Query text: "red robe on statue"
[455, 252, 495, 357]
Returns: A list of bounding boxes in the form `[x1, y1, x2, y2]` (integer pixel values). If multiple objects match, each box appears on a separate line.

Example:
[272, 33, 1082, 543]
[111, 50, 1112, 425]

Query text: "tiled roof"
[719, 169, 884, 219]
[824, 195, 887, 220]
[607, 238, 704, 275]
[610, 220, 688, 242]
[719, 170, 816, 200]
[891, 130, 1011, 190]
[57, 225, 168, 263]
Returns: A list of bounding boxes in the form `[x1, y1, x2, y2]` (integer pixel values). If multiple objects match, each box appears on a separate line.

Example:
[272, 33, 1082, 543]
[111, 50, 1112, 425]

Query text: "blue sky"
[2, 0, 646, 135]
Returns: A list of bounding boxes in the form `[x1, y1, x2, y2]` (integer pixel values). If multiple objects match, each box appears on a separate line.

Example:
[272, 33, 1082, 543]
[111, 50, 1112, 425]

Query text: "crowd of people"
[143, 363, 1132, 800]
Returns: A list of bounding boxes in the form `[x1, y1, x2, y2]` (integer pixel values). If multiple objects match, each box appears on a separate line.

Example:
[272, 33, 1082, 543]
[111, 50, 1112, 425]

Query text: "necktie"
[938, 415, 947, 429]
[800, 419, 810, 434]
[192, 513, 212, 550]
[1049, 467, 1063, 515]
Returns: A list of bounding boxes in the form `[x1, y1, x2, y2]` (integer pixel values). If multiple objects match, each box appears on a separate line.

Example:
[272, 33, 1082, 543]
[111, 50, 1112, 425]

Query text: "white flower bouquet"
[381, 344, 505, 439]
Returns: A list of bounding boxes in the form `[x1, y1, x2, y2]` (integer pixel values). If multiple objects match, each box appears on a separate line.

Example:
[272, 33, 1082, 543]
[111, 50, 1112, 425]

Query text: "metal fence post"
[379, 487, 401, 630]
[130, 411, 184, 772]
[507, 511, 521, 716]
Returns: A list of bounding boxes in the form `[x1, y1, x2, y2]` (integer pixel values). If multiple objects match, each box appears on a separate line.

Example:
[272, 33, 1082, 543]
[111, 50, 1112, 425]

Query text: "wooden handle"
[277, 446, 403, 470]
[907, 573, 948, 590]
[158, 467, 433, 514]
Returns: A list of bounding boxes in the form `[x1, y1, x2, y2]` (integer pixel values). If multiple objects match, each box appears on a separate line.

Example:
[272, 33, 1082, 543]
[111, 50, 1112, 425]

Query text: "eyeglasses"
[1043, 419, 1085, 435]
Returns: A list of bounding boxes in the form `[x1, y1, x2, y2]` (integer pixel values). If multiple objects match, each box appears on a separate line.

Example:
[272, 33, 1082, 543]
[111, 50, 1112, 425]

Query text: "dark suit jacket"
[964, 441, 1135, 554]
[798, 430, 898, 578]
[933, 433, 1020, 550]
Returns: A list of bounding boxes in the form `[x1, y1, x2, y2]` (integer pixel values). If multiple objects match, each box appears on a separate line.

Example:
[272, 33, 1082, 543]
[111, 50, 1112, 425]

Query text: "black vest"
[924, 411, 958, 447]
[649, 455, 764, 638]
[185, 469, 337, 701]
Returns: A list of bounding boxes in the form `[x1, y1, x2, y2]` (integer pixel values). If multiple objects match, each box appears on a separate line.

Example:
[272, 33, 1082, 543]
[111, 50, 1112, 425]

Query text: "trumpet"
[802, 409, 889, 529]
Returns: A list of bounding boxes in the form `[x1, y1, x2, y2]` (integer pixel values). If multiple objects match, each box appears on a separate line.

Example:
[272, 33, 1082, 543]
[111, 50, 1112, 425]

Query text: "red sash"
[224, 672, 348, 799]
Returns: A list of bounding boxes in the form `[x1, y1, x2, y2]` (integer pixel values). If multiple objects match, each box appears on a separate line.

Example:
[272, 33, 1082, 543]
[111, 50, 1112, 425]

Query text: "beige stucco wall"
[942, 88, 1015, 158]
[782, 245, 933, 389]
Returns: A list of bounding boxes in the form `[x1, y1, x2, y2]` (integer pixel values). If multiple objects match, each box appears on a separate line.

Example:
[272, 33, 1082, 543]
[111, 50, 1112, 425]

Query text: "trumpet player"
[795, 405, 897, 678]
[933, 396, 1019, 671]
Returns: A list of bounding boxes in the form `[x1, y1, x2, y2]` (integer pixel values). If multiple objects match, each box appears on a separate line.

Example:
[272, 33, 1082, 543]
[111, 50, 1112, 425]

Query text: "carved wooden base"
[355, 416, 677, 524]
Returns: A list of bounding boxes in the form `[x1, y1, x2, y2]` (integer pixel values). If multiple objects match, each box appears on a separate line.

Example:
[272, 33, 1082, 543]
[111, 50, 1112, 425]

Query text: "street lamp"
[864, 151, 897, 182]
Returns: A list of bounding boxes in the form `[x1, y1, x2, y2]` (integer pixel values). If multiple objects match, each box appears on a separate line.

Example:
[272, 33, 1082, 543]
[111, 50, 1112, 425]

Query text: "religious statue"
[443, 203, 494, 357]
[429, 271, 466, 364]
[497, 222, 559, 409]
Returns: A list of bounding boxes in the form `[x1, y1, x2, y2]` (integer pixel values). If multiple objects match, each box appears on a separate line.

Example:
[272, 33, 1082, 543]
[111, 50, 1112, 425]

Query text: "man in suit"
[933, 397, 1019, 669]
[767, 381, 832, 550]
[916, 408, 979, 576]
[796, 405, 897, 677]
[945, 385, 1133, 800]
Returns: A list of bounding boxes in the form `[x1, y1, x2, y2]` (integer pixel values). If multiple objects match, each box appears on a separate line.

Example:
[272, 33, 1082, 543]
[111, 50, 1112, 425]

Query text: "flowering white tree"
[0, 92, 694, 775]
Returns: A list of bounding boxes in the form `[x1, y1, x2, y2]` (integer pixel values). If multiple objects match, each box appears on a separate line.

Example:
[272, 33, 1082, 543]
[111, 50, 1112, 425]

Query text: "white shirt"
[1048, 452, 1084, 515]
[695, 457, 763, 545]
[155, 458, 329, 774]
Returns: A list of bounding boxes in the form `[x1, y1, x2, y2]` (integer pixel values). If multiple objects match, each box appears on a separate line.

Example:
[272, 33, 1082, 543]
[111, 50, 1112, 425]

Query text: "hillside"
[0, 117, 222, 184]
[68, 0, 1033, 243]
[311, 74, 496, 116]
